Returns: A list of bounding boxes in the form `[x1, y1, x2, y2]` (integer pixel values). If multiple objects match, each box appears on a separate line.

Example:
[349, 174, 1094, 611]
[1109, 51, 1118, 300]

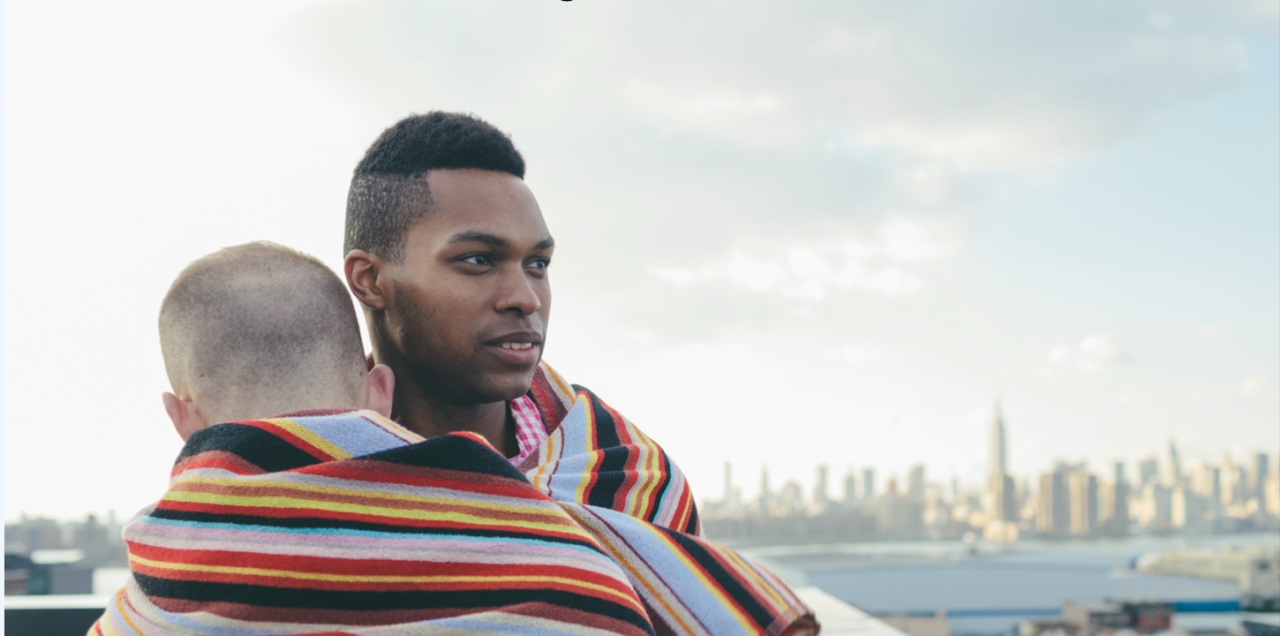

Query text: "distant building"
[1221, 456, 1247, 508]
[812, 465, 830, 513]
[1139, 546, 1279, 610]
[1098, 464, 1130, 537]
[1068, 472, 1098, 537]
[1138, 482, 1173, 533]
[1191, 463, 1222, 501]
[778, 481, 805, 517]
[842, 470, 857, 506]
[1166, 439, 1183, 485]
[862, 468, 876, 499]
[1171, 484, 1210, 534]
[1062, 601, 1173, 634]
[757, 466, 772, 516]
[1267, 470, 1280, 519]
[907, 464, 926, 500]
[1138, 457, 1160, 487]
[990, 401, 1008, 478]
[1037, 468, 1070, 536]
[1251, 452, 1271, 505]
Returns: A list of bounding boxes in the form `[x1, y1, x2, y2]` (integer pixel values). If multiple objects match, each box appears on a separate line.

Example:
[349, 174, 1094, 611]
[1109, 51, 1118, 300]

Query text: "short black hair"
[344, 112, 526, 262]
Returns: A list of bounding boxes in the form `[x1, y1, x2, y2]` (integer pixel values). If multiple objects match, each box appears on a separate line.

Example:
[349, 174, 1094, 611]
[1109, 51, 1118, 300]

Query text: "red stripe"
[238, 420, 335, 462]
[149, 501, 589, 541]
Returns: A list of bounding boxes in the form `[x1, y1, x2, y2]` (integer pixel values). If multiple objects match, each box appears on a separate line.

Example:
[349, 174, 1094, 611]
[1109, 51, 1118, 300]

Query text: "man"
[343, 112, 549, 459]
[344, 112, 818, 635]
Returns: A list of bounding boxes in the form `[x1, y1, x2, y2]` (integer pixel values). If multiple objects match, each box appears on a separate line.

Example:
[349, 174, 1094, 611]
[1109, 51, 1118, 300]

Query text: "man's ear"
[360, 364, 396, 418]
[345, 249, 390, 311]
[163, 392, 210, 442]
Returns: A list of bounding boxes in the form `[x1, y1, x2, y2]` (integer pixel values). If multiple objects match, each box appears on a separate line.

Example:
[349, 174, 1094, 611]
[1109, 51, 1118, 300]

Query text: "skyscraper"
[990, 401, 1008, 478]
[757, 466, 772, 516]
[1251, 452, 1270, 504]
[1167, 439, 1183, 485]
[863, 468, 876, 499]
[843, 470, 857, 505]
[988, 402, 1016, 522]
[1068, 471, 1099, 536]
[813, 464, 830, 511]
[1138, 457, 1160, 486]
[1037, 468, 1071, 536]
[907, 464, 926, 500]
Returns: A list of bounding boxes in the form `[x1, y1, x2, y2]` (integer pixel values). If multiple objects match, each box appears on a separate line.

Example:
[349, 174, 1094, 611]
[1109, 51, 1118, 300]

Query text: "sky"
[4, 0, 1278, 519]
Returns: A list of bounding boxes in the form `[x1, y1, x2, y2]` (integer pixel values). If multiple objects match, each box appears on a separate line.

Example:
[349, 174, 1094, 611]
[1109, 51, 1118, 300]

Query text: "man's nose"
[496, 270, 543, 316]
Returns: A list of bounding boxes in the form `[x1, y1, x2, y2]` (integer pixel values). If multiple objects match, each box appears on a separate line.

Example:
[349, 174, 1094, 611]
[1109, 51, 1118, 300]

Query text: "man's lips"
[484, 331, 543, 366]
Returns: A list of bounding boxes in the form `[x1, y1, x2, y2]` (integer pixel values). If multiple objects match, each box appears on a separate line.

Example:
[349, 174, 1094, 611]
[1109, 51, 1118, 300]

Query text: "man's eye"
[529, 258, 550, 270]
[461, 254, 494, 266]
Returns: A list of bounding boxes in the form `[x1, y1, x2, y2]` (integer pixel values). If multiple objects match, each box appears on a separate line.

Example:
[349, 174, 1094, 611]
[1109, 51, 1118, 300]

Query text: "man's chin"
[472, 369, 538, 403]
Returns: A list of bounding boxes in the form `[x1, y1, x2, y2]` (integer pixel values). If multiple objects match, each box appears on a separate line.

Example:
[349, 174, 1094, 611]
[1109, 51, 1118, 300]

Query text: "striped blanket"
[93, 363, 813, 635]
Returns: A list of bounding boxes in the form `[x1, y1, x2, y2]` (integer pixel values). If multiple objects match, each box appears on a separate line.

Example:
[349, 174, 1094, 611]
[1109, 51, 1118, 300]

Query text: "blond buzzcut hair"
[159, 242, 366, 419]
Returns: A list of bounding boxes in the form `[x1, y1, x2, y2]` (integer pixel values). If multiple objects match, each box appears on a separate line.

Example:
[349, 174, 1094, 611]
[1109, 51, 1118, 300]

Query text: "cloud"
[1240, 375, 1271, 396]
[286, 0, 1256, 170]
[1048, 334, 1128, 371]
[1197, 324, 1221, 338]
[649, 217, 955, 301]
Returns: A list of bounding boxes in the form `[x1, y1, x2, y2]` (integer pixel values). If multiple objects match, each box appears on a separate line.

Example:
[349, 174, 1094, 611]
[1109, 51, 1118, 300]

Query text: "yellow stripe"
[625, 418, 662, 520]
[573, 395, 601, 505]
[163, 490, 577, 533]
[261, 418, 351, 460]
[651, 525, 757, 633]
[173, 476, 565, 520]
[531, 430, 559, 487]
[562, 506, 702, 636]
[718, 543, 790, 613]
[114, 586, 144, 636]
[540, 361, 575, 404]
[129, 554, 641, 610]
[359, 410, 425, 444]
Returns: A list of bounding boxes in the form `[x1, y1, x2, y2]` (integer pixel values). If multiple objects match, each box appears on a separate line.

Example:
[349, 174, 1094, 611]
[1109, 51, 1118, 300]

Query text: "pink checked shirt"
[508, 394, 547, 467]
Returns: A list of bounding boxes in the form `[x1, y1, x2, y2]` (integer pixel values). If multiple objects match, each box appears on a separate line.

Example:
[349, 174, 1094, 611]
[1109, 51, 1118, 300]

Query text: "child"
[155, 241, 393, 440]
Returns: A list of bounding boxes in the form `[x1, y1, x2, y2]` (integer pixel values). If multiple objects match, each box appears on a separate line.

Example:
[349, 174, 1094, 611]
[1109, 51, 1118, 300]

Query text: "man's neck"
[388, 375, 515, 457]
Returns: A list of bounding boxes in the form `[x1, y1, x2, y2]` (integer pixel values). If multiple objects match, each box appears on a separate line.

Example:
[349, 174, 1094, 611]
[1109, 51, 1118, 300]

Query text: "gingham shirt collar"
[508, 394, 547, 467]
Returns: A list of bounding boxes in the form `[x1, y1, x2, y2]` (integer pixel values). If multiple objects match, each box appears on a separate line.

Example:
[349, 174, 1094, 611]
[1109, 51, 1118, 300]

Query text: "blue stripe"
[138, 516, 607, 558]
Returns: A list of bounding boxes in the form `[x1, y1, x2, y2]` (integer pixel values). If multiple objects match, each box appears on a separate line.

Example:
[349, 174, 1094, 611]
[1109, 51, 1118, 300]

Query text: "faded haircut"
[158, 242, 366, 412]
[344, 111, 525, 263]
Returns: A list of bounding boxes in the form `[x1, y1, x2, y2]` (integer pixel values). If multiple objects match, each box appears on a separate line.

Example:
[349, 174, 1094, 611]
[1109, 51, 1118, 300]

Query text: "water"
[742, 533, 1279, 635]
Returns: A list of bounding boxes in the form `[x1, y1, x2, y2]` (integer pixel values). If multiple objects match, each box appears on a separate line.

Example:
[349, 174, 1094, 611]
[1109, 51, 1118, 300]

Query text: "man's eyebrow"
[534, 237, 555, 251]
[447, 231, 507, 248]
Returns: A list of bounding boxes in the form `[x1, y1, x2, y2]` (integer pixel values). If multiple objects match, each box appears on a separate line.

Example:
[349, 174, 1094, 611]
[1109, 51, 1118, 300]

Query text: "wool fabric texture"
[91, 362, 812, 635]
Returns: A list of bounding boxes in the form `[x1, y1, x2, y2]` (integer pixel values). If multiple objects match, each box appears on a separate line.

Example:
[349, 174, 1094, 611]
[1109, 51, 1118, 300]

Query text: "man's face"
[380, 168, 553, 406]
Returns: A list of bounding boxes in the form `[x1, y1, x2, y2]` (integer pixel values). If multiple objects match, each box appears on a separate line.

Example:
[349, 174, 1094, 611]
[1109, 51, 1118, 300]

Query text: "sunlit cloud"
[649, 217, 955, 300]
[1047, 335, 1128, 371]
[1240, 375, 1271, 396]
[1197, 324, 1221, 338]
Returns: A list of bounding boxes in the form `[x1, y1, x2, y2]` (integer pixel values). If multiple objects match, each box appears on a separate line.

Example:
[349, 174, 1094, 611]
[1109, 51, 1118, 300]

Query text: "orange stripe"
[564, 506, 703, 636]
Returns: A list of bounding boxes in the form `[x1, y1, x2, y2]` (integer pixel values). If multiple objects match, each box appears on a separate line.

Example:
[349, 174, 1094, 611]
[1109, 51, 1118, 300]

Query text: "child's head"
[158, 242, 393, 440]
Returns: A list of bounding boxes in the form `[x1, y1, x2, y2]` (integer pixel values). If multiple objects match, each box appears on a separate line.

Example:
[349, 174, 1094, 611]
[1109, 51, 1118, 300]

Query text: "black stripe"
[144, 508, 606, 551]
[646, 454, 675, 525]
[358, 435, 527, 481]
[573, 386, 630, 509]
[179, 423, 321, 472]
[685, 501, 701, 536]
[133, 574, 654, 634]
[660, 528, 775, 630]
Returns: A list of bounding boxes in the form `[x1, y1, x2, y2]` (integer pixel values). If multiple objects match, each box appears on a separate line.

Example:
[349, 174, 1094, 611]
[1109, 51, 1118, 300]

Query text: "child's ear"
[163, 392, 210, 441]
[361, 364, 395, 418]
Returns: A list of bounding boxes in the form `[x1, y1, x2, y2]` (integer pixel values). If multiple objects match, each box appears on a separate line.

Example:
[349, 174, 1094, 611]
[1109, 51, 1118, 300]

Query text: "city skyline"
[701, 411, 1277, 544]
[709, 439, 1277, 511]
[5, 1, 1277, 520]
